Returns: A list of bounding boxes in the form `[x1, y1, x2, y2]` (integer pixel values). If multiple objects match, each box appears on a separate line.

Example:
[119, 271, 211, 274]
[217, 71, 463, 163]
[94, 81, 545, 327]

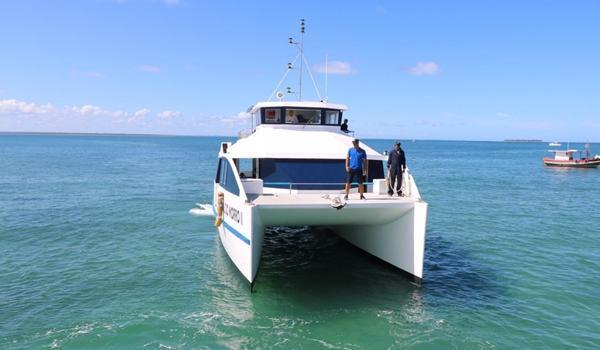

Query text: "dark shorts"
[346, 168, 364, 184]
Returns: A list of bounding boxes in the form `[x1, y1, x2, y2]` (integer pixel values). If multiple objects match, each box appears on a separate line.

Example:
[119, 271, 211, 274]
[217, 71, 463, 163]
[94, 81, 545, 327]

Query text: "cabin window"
[217, 158, 240, 196]
[324, 110, 339, 125]
[285, 109, 321, 124]
[218, 159, 227, 184]
[259, 159, 384, 190]
[236, 158, 254, 178]
[264, 108, 281, 123]
[214, 159, 222, 183]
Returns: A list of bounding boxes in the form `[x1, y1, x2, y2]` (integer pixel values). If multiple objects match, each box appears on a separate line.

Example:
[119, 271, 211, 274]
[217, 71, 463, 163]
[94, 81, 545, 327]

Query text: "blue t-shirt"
[348, 147, 367, 170]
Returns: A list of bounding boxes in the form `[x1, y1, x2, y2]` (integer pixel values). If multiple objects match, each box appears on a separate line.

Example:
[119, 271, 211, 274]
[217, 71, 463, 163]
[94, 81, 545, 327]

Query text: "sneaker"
[360, 195, 366, 200]
[344, 195, 348, 200]
[387, 191, 393, 197]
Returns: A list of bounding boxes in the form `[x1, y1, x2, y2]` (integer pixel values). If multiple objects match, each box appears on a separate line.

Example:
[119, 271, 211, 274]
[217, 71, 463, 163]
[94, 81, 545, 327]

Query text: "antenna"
[585, 141, 591, 159]
[274, 19, 322, 102]
[298, 19, 305, 101]
[267, 56, 299, 101]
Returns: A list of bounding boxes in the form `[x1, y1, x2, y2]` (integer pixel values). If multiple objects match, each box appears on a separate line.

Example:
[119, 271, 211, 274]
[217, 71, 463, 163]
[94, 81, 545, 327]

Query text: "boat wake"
[189, 203, 214, 217]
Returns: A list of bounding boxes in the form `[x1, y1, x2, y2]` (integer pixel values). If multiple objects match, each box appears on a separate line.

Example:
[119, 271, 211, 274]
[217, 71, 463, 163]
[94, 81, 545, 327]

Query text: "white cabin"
[548, 150, 578, 161]
[222, 101, 386, 192]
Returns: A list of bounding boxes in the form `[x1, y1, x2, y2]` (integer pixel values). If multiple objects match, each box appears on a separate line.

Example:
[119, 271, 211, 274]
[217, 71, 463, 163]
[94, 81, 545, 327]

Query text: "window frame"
[216, 158, 240, 196]
[284, 108, 322, 125]
[259, 108, 343, 126]
[263, 108, 282, 124]
[323, 110, 341, 125]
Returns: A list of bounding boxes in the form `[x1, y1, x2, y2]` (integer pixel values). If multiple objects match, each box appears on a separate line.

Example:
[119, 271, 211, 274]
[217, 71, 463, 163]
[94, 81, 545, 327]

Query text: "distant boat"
[549, 141, 561, 147]
[543, 144, 600, 168]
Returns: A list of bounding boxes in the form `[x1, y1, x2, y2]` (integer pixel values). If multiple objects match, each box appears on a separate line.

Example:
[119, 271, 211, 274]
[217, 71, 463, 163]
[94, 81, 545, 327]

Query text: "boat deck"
[249, 192, 419, 206]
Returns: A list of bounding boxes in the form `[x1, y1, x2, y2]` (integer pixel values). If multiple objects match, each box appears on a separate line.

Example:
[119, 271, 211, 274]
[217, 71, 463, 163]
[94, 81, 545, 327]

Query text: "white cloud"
[127, 108, 151, 123]
[1, 99, 164, 123]
[221, 111, 251, 124]
[157, 110, 181, 119]
[70, 105, 127, 118]
[68, 104, 154, 124]
[0, 97, 215, 135]
[0, 99, 54, 114]
[137, 64, 161, 73]
[71, 105, 104, 116]
[134, 108, 151, 118]
[407, 62, 439, 76]
[313, 61, 355, 75]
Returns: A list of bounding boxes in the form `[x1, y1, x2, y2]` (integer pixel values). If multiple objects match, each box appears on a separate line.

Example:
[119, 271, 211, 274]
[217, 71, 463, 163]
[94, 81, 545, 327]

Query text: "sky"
[0, 0, 599, 141]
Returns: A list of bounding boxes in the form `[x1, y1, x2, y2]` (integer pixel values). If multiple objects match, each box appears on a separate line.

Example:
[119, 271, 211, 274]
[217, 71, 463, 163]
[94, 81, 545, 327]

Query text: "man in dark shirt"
[340, 119, 349, 133]
[387, 141, 406, 196]
[344, 139, 367, 200]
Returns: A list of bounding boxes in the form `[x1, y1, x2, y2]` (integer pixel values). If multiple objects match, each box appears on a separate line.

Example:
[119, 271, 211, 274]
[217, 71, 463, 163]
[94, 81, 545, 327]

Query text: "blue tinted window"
[259, 159, 384, 189]
[219, 159, 226, 184]
[214, 159, 222, 183]
[260, 159, 344, 189]
[218, 158, 240, 196]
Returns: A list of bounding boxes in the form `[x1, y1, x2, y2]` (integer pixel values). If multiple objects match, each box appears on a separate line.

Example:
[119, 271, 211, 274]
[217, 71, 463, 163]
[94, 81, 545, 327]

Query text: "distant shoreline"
[503, 139, 543, 143]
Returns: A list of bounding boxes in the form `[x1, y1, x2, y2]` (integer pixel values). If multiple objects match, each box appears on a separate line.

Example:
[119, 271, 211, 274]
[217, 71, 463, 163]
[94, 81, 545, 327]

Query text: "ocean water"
[1, 134, 599, 349]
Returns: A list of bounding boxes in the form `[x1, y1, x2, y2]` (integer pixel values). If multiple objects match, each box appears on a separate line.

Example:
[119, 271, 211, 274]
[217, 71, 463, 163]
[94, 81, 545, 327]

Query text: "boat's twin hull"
[333, 201, 428, 284]
[214, 185, 428, 284]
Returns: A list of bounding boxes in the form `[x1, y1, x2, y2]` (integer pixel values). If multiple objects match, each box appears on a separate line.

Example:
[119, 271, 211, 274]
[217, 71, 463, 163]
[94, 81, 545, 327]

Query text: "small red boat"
[543, 145, 600, 168]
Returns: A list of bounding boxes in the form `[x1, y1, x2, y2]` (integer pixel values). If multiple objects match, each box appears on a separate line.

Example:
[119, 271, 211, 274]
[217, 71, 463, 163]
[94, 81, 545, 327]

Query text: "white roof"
[250, 101, 348, 114]
[226, 126, 386, 160]
[548, 149, 578, 153]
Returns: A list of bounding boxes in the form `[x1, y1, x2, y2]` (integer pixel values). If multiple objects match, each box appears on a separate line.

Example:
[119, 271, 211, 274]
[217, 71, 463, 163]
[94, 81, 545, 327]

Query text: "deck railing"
[263, 181, 372, 194]
[259, 171, 412, 196]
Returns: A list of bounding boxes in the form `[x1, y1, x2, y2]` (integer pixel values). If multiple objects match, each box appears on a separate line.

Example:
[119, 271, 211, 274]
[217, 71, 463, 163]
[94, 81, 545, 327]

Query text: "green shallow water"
[1, 135, 599, 349]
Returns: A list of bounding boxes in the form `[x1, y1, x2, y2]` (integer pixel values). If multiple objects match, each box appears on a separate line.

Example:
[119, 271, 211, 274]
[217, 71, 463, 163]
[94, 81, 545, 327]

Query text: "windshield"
[285, 109, 321, 124]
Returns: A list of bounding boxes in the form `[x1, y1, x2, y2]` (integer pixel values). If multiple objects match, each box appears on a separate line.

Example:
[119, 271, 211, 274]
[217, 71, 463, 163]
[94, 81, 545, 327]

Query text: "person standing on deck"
[344, 139, 367, 200]
[340, 119, 350, 133]
[387, 141, 406, 196]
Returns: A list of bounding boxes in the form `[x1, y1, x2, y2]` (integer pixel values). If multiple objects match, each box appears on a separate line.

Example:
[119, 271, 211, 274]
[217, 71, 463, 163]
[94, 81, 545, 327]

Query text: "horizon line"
[0, 131, 597, 144]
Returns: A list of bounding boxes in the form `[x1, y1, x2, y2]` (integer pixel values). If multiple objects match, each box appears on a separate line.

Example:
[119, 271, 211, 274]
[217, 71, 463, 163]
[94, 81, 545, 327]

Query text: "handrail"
[263, 182, 374, 186]
[263, 181, 376, 195]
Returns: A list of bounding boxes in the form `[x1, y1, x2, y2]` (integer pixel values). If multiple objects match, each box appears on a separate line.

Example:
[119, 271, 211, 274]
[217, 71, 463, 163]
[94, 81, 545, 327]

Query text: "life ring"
[214, 192, 224, 227]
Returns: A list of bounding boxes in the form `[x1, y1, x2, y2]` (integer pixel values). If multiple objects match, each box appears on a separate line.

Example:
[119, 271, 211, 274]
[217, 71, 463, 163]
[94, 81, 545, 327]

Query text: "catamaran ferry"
[206, 20, 428, 286]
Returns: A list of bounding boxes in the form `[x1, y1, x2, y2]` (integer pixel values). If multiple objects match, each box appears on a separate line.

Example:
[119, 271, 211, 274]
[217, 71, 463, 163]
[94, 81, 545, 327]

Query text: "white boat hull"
[333, 201, 427, 283]
[214, 190, 265, 283]
[214, 176, 428, 284]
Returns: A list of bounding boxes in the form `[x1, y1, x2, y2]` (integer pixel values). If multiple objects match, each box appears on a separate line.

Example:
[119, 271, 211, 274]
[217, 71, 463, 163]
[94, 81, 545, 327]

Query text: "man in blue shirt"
[344, 139, 367, 200]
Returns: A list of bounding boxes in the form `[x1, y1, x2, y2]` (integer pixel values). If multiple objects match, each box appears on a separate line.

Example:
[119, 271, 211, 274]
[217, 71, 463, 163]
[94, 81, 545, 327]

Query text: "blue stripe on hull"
[214, 204, 251, 245]
[223, 220, 251, 245]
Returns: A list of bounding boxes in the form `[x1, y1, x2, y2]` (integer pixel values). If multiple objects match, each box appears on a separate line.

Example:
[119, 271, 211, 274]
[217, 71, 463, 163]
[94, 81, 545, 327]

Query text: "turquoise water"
[1, 135, 599, 349]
